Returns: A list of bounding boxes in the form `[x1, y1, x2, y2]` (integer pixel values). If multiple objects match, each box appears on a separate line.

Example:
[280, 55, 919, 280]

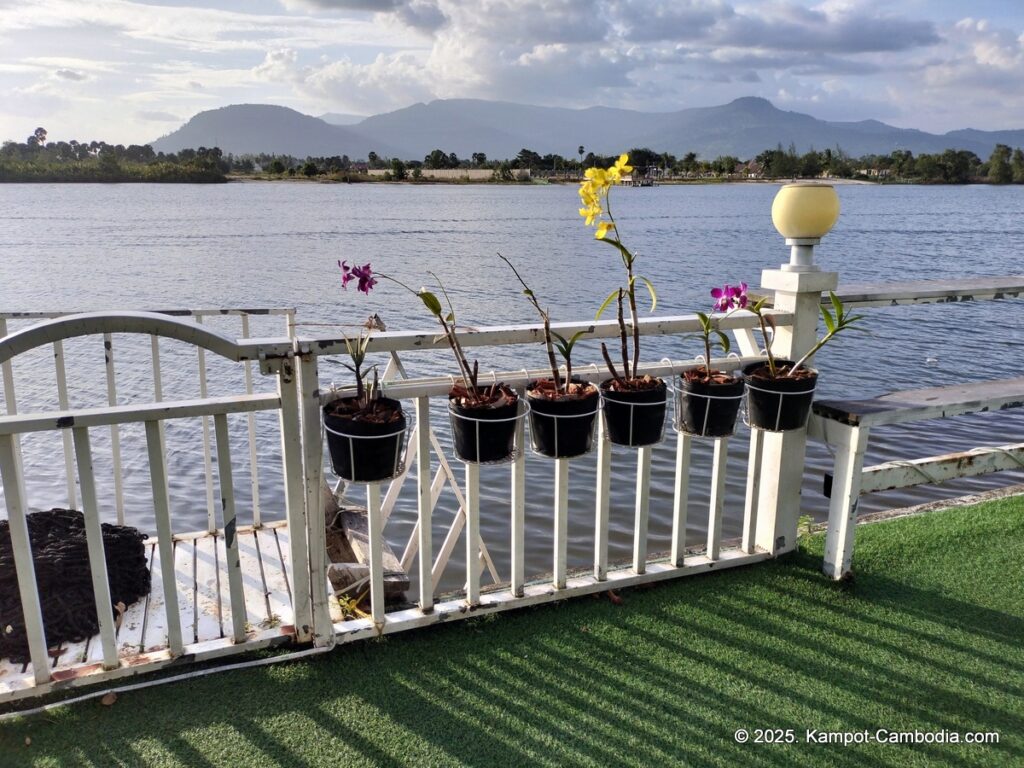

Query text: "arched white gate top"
[0, 311, 257, 365]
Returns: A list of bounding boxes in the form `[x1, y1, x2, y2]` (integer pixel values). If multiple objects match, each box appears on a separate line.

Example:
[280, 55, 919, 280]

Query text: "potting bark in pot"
[578, 155, 667, 448]
[675, 284, 748, 437]
[499, 253, 599, 459]
[740, 289, 865, 431]
[325, 262, 408, 483]
[376, 268, 522, 464]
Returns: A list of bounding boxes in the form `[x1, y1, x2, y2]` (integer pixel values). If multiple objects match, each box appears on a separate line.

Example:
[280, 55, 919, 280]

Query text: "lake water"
[1, 181, 1023, 591]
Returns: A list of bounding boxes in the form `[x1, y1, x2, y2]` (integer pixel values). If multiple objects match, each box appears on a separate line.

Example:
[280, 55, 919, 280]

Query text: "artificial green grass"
[2, 497, 1022, 767]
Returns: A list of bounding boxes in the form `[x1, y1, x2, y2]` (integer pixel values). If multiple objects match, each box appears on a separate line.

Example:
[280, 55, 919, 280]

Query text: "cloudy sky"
[1, 0, 1022, 145]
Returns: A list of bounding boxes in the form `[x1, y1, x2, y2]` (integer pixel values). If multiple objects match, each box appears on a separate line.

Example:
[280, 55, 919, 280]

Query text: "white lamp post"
[748, 182, 841, 556]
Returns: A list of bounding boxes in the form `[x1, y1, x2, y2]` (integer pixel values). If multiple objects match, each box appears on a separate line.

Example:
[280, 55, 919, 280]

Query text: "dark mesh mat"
[0, 508, 150, 664]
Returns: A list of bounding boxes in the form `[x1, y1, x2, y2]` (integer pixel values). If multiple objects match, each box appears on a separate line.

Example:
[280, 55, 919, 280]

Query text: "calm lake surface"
[1, 181, 1023, 590]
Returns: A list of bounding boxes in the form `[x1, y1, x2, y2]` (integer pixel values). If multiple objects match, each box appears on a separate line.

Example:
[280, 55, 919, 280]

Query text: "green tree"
[1011, 148, 1024, 183]
[268, 159, 286, 174]
[471, 152, 487, 167]
[302, 161, 318, 177]
[390, 157, 407, 180]
[988, 144, 1012, 184]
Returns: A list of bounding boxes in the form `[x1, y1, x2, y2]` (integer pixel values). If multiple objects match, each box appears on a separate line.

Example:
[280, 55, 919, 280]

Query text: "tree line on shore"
[3, 127, 1024, 184]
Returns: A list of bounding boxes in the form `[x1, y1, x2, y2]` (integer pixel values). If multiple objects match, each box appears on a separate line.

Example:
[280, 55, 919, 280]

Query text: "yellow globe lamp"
[771, 183, 840, 271]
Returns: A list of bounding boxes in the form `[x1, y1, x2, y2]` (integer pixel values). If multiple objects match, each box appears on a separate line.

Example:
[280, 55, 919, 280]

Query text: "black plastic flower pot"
[599, 378, 668, 447]
[527, 381, 599, 459]
[742, 360, 818, 432]
[448, 397, 522, 464]
[323, 397, 408, 483]
[674, 375, 745, 437]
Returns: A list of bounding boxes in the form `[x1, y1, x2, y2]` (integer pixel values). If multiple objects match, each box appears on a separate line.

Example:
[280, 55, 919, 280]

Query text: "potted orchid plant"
[579, 154, 665, 447]
[676, 283, 747, 437]
[322, 261, 408, 483]
[499, 253, 597, 458]
[378, 269, 522, 464]
[741, 288, 864, 431]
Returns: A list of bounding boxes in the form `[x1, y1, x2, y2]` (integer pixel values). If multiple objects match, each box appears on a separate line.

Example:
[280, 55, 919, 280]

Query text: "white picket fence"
[1, 273, 1022, 703]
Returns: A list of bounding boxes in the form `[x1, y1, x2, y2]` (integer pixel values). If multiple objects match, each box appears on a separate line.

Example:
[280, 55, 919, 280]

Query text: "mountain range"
[149, 97, 1024, 161]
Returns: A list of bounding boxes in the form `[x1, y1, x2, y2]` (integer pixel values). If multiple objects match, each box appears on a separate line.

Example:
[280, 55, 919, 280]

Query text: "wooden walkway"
[0, 521, 335, 702]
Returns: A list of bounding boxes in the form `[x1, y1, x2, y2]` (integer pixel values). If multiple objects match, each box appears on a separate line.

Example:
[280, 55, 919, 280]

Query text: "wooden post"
[465, 462, 481, 606]
[823, 423, 869, 579]
[72, 427, 120, 669]
[553, 458, 569, 589]
[213, 414, 249, 643]
[276, 356, 312, 642]
[367, 482, 385, 626]
[298, 353, 331, 646]
[415, 396, 434, 611]
[670, 432, 692, 567]
[633, 446, 652, 574]
[707, 437, 728, 561]
[594, 416, 611, 580]
[0, 434, 50, 684]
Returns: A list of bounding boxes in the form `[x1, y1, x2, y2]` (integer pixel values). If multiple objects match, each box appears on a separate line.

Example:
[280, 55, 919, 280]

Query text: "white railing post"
[272, 353, 313, 642]
[0, 433, 50, 684]
[823, 423, 869, 580]
[754, 265, 837, 555]
[298, 351, 331, 646]
[415, 396, 434, 611]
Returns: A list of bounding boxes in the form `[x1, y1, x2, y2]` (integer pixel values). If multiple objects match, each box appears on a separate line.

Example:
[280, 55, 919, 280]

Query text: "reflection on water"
[1, 182, 1023, 590]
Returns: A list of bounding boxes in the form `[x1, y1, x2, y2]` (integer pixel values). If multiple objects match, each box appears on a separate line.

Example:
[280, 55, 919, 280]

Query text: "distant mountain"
[149, 98, 1022, 161]
[150, 104, 400, 158]
[319, 112, 367, 126]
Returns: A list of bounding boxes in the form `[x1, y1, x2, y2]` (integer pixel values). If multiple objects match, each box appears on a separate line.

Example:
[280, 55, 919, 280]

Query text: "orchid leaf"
[637, 275, 657, 312]
[418, 290, 442, 316]
[829, 291, 844, 323]
[595, 287, 620, 320]
[821, 305, 836, 334]
[714, 330, 731, 354]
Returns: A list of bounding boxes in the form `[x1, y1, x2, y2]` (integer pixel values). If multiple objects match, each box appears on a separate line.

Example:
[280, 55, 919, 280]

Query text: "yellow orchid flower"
[595, 221, 613, 240]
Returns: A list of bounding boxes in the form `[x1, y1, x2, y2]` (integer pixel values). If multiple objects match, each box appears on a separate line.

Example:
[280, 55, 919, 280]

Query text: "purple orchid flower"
[710, 281, 749, 312]
[339, 260, 354, 289]
[339, 260, 377, 294]
[351, 263, 376, 294]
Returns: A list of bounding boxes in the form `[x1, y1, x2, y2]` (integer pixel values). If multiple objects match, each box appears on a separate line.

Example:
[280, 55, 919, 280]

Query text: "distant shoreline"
[224, 175, 880, 186]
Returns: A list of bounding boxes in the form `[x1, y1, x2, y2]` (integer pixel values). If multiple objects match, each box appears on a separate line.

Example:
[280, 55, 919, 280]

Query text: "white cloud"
[0, 0, 1022, 142]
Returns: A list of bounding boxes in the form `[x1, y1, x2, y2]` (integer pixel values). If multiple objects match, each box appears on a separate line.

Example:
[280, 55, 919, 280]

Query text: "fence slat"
[0, 433, 50, 684]
[553, 458, 569, 589]
[671, 432, 693, 566]
[707, 437, 729, 561]
[742, 429, 763, 554]
[367, 483, 385, 625]
[150, 335, 163, 401]
[240, 315, 261, 527]
[72, 427, 119, 669]
[144, 420, 184, 656]
[465, 463, 481, 606]
[415, 397, 433, 611]
[511, 391, 526, 597]
[594, 417, 611, 580]
[53, 341, 77, 508]
[633, 446, 653, 574]
[213, 414, 248, 643]
[194, 317, 216, 533]
[103, 333, 125, 525]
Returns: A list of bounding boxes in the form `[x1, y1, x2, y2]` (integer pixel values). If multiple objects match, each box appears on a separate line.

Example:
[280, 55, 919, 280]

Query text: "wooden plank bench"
[812, 377, 1024, 579]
